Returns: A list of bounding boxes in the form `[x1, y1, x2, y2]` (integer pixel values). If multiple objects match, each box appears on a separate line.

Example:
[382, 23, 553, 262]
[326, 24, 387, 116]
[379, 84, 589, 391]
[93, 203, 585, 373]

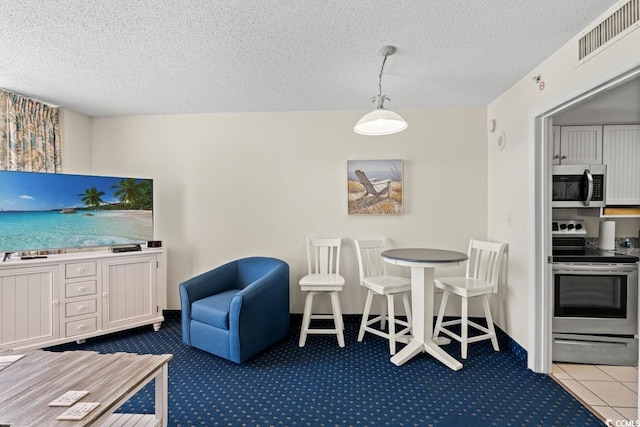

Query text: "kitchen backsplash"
[586, 237, 640, 250]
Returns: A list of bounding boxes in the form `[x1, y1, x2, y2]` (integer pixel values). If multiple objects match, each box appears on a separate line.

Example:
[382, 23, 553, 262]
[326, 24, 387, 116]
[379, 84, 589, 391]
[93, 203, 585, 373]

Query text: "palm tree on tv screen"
[79, 187, 106, 208]
[137, 180, 153, 210]
[111, 178, 152, 210]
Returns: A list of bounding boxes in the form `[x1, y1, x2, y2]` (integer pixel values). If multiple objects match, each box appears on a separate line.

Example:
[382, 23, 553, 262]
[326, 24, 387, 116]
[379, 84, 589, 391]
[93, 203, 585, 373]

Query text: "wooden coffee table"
[0, 349, 172, 426]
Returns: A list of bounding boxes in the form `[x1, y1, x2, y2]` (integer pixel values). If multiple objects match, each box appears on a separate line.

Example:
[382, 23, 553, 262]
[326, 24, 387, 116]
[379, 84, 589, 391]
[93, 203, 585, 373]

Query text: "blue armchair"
[179, 257, 290, 363]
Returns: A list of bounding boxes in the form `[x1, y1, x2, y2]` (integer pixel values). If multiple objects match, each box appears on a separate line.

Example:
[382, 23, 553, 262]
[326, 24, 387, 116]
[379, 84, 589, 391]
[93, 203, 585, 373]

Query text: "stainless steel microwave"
[552, 165, 606, 208]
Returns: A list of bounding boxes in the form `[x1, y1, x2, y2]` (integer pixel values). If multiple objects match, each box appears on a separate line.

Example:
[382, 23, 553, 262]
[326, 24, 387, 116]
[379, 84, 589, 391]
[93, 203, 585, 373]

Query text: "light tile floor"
[552, 363, 638, 423]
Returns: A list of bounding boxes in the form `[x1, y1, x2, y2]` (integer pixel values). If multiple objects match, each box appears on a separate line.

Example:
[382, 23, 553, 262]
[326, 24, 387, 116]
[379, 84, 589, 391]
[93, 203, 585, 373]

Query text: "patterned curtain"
[0, 90, 61, 172]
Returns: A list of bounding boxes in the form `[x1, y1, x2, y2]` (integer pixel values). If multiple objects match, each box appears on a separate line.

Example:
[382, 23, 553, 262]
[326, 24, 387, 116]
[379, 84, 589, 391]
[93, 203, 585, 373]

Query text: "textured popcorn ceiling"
[0, 0, 619, 117]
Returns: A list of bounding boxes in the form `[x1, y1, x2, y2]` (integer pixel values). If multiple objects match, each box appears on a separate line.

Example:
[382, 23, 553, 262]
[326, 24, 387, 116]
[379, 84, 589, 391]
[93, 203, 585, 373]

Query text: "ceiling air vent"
[578, 0, 640, 62]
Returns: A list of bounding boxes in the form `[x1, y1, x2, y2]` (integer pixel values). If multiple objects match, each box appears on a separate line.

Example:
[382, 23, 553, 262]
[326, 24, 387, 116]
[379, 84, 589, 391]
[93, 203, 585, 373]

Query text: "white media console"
[0, 248, 166, 350]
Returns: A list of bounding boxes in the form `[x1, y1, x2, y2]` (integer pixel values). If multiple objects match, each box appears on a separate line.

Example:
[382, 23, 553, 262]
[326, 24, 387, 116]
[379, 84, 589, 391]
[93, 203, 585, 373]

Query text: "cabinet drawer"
[66, 318, 97, 337]
[65, 262, 97, 279]
[65, 299, 97, 318]
[65, 280, 97, 298]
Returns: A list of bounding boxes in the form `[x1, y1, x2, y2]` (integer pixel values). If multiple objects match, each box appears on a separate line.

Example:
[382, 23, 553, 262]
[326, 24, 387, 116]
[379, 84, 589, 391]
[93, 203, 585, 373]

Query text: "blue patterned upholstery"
[179, 257, 290, 363]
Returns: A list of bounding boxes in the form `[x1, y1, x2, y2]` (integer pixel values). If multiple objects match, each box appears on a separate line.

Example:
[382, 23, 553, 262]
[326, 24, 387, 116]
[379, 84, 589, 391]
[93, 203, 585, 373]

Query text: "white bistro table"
[381, 248, 468, 370]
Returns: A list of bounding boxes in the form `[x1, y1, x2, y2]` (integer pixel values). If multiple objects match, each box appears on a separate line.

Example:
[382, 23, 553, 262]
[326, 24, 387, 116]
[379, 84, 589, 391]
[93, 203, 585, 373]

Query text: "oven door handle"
[554, 338, 630, 347]
[583, 169, 593, 206]
[553, 263, 638, 273]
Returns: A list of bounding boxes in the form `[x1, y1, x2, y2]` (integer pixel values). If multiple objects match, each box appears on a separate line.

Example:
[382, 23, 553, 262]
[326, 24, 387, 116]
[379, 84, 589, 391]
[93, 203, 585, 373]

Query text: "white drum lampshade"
[354, 108, 408, 136]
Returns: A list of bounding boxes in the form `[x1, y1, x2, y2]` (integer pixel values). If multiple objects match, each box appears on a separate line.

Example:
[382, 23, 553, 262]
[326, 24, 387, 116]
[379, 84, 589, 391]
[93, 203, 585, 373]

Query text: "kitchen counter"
[552, 249, 639, 263]
[585, 237, 640, 258]
[614, 247, 640, 257]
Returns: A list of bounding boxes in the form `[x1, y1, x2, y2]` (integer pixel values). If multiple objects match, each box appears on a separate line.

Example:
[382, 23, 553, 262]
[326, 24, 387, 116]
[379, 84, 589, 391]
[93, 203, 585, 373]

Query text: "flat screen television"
[0, 170, 153, 254]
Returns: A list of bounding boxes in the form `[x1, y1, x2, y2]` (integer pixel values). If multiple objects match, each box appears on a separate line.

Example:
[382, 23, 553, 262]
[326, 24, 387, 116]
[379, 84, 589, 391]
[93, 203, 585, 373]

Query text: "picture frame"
[347, 159, 403, 215]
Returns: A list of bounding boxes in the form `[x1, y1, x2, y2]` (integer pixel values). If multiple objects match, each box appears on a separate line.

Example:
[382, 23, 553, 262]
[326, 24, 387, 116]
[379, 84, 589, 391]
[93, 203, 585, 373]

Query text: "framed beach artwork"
[347, 159, 403, 215]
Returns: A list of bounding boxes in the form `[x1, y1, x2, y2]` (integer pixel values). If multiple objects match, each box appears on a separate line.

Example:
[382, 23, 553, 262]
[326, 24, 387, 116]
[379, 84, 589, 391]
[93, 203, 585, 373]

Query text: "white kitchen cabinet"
[0, 248, 165, 350]
[552, 126, 561, 165]
[553, 125, 603, 165]
[603, 124, 640, 205]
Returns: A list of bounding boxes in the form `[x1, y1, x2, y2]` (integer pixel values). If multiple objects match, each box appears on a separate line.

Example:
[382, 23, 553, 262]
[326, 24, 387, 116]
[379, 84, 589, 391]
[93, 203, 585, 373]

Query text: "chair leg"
[379, 296, 387, 330]
[299, 292, 315, 347]
[482, 295, 500, 352]
[461, 296, 469, 359]
[402, 291, 412, 330]
[330, 291, 345, 347]
[358, 290, 374, 342]
[433, 291, 449, 338]
[387, 294, 396, 355]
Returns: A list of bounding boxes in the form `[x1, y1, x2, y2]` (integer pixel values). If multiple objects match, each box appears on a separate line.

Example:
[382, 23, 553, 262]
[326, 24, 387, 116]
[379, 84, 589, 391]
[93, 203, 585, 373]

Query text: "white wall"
[79, 108, 487, 312]
[60, 109, 92, 174]
[488, 1, 640, 352]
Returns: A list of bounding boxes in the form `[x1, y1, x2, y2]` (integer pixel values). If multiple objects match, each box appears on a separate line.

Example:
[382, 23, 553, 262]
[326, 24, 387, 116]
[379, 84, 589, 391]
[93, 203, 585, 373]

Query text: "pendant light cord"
[373, 54, 390, 108]
[378, 54, 388, 99]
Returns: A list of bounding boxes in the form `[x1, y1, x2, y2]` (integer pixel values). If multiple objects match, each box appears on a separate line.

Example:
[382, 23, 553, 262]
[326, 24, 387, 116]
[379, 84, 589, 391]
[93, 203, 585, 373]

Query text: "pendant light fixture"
[354, 45, 408, 136]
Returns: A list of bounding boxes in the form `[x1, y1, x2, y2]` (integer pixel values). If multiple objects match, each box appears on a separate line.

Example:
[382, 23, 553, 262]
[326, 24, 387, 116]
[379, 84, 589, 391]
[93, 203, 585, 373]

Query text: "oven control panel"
[552, 220, 587, 235]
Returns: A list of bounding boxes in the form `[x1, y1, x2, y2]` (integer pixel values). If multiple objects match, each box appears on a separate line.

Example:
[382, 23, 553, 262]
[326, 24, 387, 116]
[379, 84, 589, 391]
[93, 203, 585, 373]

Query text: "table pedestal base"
[390, 338, 463, 370]
[389, 265, 462, 370]
[432, 336, 451, 345]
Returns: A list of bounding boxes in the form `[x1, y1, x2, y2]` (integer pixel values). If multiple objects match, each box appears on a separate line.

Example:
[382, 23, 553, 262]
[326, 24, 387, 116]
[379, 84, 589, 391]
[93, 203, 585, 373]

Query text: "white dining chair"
[299, 237, 346, 347]
[354, 238, 412, 355]
[433, 239, 507, 359]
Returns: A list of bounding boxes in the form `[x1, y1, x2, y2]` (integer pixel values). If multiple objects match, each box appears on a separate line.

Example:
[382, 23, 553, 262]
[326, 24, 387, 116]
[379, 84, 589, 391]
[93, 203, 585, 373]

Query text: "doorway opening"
[532, 66, 640, 374]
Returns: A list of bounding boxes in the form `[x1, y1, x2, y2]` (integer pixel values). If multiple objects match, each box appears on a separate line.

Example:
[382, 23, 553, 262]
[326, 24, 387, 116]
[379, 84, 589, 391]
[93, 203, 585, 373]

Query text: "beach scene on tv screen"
[0, 171, 153, 253]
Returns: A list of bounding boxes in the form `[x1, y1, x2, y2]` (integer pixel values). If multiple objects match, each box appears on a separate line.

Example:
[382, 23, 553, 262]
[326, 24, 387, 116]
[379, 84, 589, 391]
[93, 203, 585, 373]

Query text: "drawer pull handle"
[78, 268, 85, 273]
[78, 306, 85, 311]
[78, 286, 85, 292]
[79, 325, 85, 330]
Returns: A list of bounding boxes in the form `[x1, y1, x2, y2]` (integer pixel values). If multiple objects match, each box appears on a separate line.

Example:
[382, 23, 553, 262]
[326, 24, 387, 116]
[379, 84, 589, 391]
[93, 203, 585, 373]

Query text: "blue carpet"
[47, 313, 601, 426]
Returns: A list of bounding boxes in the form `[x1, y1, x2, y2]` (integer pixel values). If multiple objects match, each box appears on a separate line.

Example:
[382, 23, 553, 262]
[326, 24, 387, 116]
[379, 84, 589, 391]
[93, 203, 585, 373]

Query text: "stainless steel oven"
[553, 263, 637, 335]
[551, 220, 639, 366]
[552, 165, 605, 208]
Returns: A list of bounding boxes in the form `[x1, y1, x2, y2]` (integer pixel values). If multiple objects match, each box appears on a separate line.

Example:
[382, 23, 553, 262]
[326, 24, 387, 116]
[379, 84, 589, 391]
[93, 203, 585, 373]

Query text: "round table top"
[381, 248, 468, 264]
